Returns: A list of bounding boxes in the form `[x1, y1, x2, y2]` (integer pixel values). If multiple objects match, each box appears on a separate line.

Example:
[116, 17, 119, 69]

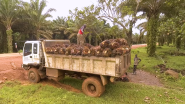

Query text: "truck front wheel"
[28, 68, 41, 83]
[82, 77, 105, 97]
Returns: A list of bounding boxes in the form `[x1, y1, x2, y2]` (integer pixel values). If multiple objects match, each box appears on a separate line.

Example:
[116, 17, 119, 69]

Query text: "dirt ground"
[0, 44, 163, 92]
[127, 70, 163, 87]
[0, 56, 27, 82]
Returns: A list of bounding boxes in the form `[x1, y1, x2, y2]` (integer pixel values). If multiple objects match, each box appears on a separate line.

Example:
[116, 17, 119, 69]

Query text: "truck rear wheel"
[28, 68, 40, 83]
[82, 77, 105, 97]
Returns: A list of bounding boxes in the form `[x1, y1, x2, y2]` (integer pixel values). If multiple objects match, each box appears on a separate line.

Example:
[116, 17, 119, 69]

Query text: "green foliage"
[18, 49, 23, 53]
[132, 45, 185, 89]
[68, 4, 126, 45]
[0, 0, 185, 55]
[98, 0, 139, 45]
[24, 0, 56, 40]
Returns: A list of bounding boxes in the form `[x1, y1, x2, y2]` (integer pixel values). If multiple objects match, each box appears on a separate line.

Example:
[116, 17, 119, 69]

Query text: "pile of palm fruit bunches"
[45, 38, 131, 57]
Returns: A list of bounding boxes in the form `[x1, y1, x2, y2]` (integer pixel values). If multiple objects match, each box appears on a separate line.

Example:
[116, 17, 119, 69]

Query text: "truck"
[22, 40, 131, 97]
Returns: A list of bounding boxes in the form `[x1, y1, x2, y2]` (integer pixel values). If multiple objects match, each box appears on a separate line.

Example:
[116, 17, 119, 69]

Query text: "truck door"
[23, 43, 33, 64]
[32, 43, 40, 64]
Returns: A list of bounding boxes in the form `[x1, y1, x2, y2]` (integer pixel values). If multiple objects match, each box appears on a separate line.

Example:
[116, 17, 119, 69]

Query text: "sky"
[23, 0, 97, 19]
[22, 0, 143, 34]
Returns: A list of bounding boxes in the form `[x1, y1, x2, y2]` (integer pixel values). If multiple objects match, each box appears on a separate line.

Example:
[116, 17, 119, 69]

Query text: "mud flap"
[100, 75, 108, 86]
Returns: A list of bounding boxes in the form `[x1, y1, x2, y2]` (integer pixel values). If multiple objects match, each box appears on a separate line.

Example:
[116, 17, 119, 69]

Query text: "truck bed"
[44, 53, 131, 77]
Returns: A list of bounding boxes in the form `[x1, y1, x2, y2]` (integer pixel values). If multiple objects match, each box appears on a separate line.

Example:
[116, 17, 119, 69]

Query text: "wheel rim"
[29, 71, 36, 81]
[87, 84, 96, 93]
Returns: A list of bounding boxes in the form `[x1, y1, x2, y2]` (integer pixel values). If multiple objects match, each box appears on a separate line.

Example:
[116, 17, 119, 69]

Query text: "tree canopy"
[0, 0, 185, 56]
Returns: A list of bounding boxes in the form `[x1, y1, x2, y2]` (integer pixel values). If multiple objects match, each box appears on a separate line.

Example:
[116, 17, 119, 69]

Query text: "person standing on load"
[77, 24, 86, 45]
[133, 54, 141, 75]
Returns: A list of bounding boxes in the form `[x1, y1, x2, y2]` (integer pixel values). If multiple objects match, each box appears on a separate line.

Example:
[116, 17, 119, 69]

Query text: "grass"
[0, 81, 185, 104]
[131, 45, 185, 89]
[131, 45, 185, 72]
[1, 45, 185, 104]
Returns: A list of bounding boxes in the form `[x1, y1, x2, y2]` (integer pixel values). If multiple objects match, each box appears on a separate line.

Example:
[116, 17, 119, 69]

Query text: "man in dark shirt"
[133, 54, 141, 75]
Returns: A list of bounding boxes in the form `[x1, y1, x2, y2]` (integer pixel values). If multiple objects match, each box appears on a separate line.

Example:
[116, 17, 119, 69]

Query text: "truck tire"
[28, 68, 41, 83]
[82, 77, 105, 97]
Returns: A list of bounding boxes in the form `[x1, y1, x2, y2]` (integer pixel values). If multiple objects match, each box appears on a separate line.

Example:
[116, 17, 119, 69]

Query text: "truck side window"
[24, 43, 32, 56]
[33, 43, 37, 54]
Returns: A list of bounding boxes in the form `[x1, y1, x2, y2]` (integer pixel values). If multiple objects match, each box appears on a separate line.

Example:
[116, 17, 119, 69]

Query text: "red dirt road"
[0, 55, 27, 82]
[132, 44, 147, 49]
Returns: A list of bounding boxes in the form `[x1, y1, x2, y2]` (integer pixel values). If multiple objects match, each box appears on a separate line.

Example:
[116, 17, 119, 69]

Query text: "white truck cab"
[23, 41, 42, 66]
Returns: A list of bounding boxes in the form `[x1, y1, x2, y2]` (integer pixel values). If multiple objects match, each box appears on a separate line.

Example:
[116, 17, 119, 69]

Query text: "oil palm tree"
[0, 0, 21, 53]
[24, 0, 55, 40]
[124, 0, 182, 56]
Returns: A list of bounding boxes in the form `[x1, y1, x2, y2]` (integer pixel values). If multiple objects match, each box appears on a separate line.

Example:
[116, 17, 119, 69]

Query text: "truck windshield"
[24, 43, 32, 56]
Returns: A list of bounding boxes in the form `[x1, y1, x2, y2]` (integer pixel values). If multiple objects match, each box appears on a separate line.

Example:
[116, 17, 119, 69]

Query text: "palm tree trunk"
[6, 29, 13, 53]
[95, 35, 98, 46]
[176, 34, 181, 50]
[147, 16, 158, 56]
[2, 31, 7, 53]
[36, 30, 40, 40]
[127, 20, 134, 46]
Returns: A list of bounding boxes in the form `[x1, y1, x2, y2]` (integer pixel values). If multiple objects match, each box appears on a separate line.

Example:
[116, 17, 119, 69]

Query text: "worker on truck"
[77, 24, 86, 45]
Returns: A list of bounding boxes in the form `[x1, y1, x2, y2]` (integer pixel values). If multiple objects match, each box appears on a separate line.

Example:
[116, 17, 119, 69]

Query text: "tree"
[69, 5, 126, 45]
[24, 0, 55, 40]
[0, 0, 21, 53]
[138, 0, 185, 56]
[52, 17, 68, 39]
[98, 0, 141, 46]
[69, 5, 103, 45]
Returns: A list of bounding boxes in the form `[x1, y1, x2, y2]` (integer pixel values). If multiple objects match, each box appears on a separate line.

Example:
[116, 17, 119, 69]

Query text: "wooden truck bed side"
[44, 53, 130, 77]
[41, 40, 131, 78]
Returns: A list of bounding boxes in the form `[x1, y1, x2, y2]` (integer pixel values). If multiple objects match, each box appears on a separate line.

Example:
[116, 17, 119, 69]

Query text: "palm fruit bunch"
[101, 38, 130, 57]
[53, 44, 61, 54]
[45, 38, 130, 57]
[102, 48, 112, 57]
[114, 38, 127, 45]
[120, 45, 131, 53]
[45, 47, 52, 54]
[58, 47, 66, 55]
[120, 39, 128, 45]
[89, 47, 96, 56]
[51, 46, 57, 54]
[71, 45, 82, 55]
[83, 43, 93, 49]
[65, 46, 72, 55]
[111, 49, 117, 57]
[45, 44, 61, 54]
[82, 46, 90, 56]
[109, 41, 120, 50]
[115, 48, 127, 56]
[76, 47, 82, 55]
[62, 44, 69, 48]
[100, 40, 110, 49]
[95, 46, 103, 57]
